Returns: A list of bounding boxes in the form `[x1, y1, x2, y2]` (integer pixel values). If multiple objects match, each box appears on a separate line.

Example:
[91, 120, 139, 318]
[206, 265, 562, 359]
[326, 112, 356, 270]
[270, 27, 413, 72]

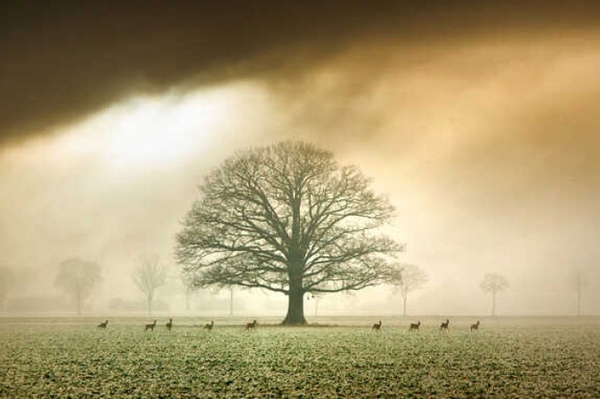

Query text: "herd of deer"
[97, 318, 258, 332]
[373, 319, 481, 332]
[97, 318, 481, 332]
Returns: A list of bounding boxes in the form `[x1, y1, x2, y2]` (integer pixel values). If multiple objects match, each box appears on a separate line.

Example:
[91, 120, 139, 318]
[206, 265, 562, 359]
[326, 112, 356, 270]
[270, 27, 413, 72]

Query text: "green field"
[1, 316, 599, 398]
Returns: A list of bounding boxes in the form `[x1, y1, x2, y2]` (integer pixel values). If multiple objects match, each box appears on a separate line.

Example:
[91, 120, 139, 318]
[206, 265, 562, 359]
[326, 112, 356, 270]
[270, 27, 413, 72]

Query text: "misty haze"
[1, 1, 600, 397]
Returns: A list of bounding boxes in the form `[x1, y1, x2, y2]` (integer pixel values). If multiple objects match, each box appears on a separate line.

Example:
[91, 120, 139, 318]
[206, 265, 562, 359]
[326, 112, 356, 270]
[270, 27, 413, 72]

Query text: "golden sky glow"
[1, 2, 600, 315]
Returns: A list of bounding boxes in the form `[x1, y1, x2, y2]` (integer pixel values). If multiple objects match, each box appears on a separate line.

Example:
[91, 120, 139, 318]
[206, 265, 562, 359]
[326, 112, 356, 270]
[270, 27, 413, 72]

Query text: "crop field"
[1, 316, 599, 398]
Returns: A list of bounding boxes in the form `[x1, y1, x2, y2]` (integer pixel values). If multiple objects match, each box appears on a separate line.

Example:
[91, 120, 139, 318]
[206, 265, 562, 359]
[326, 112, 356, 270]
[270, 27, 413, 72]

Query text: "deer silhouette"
[440, 319, 450, 331]
[97, 320, 108, 329]
[372, 321, 382, 332]
[409, 321, 421, 331]
[471, 320, 480, 331]
[245, 320, 258, 330]
[166, 318, 173, 331]
[203, 320, 214, 331]
[145, 320, 157, 331]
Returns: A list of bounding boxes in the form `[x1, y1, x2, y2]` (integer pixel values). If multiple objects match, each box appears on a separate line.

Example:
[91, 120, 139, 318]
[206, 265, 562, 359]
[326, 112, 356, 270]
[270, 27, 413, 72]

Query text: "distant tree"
[178, 271, 199, 312]
[571, 268, 588, 317]
[0, 266, 16, 311]
[480, 273, 509, 317]
[229, 287, 234, 316]
[133, 255, 166, 315]
[178, 274, 197, 312]
[55, 258, 102, 315]
[184, 284, 195, 311]
[306, 292, 323, 317]
[391, 264, 428, 316]
[176, 141, 402, 325]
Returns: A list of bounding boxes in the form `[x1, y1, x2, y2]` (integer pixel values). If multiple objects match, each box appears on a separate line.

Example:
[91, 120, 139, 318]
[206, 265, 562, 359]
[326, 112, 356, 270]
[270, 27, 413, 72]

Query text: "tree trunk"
[76, 291, 82, 316]
[148, 293, 153, 316]
[402, 291, 408, 317]
[491, 291, 496, 317]
[282, 270, 306, 325]
[577, 284, 581, 317]
[282, 289, 306, 325]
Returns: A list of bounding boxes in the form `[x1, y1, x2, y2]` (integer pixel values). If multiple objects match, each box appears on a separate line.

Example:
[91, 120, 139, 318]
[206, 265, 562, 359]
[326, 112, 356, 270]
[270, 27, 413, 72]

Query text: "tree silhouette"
[0, 266, 16, 312]
[55, 258, 102, 315]
[184, 284, 196, 312]
[480, 273, 509, 316]
[133, 255, 166, 315]
[176, 141, 402, 325]
[571, 268, 588, 317]
[391, 264, 428, 316]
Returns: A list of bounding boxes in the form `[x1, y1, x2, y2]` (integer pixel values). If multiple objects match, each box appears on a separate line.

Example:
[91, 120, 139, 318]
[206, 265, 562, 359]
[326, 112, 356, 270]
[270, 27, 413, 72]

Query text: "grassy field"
[1, 316, 599, 398]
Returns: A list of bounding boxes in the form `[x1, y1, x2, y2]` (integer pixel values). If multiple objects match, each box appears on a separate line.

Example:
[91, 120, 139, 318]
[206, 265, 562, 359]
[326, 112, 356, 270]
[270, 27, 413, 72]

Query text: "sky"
[1, 1, 599, 317]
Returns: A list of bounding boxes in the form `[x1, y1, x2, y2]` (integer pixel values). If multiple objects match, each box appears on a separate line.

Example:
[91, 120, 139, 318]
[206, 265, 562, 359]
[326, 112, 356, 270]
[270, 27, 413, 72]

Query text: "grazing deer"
[203, 320, 214, 331]
[97, 320, 108, 329]
[409, 321, 421, 331]
[372, 321, 382, 332]
[440, 319, 450, 331]
[145, 320, 157, 331]
[471, 320, 480, 331]
[166, 318, 173, 331]
[244, 319, 258, 330]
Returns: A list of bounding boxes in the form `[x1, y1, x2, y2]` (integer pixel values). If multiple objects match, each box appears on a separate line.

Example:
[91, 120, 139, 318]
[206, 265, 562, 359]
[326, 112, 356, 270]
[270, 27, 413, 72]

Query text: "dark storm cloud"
[1, 0, 599, 315]
[2, 1, 600, 146]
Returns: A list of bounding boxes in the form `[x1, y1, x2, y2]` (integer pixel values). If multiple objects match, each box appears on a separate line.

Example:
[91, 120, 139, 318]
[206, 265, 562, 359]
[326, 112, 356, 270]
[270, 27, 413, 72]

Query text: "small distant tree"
[480, 273, 509, 317]
[55, 258, 102, 315]
[179, 274, 197, 312]
[306, 292, 323, 317]
[229, 287, 234, 316]
[0, 266, 16, 311]
[391, 264, 428, 316]
[133, 256, 166, 315]
[571, 268, 588, 317]
[184, 284, 195, 311]
[179, 272, 200, 312]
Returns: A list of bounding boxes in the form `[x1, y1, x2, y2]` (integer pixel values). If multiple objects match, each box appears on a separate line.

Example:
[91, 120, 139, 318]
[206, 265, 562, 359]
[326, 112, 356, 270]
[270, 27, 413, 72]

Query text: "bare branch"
[176, 141, 403, 324]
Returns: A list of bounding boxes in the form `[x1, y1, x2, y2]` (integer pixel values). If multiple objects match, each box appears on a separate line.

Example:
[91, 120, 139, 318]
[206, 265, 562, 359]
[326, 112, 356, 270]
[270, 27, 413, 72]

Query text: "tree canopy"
[132, 255, 166, 316]
[176, 141, 402, 325]
[480, 272, 509, 316]
[391, 264, 428, 316]
[480, 273, 509, 294]
[55, 258, 102, 315]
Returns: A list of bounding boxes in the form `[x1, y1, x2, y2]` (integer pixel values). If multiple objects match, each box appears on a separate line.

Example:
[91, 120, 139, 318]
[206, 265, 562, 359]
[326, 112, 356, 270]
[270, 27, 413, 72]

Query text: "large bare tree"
[133, 255, 167, 315]
[55, 258, 102, 315]
[391, 264, 428, 317]
[176, 141, 402, 325]
[480, 273, 509, 317]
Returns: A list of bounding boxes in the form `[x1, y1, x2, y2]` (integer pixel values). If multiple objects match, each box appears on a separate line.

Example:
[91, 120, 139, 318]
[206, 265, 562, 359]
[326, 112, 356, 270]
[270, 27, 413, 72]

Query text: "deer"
[203, 320, 214, 331]
[440, 319, 450, 331]
[165, 318, 173, 331]
[372, 321, 382, 332]
[409, 321, 421, 331]
[471, 320, 480, 331]
[97, 320, 108, 329]
[145, 320, 157, 331]
[244, 319, 258, 330]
